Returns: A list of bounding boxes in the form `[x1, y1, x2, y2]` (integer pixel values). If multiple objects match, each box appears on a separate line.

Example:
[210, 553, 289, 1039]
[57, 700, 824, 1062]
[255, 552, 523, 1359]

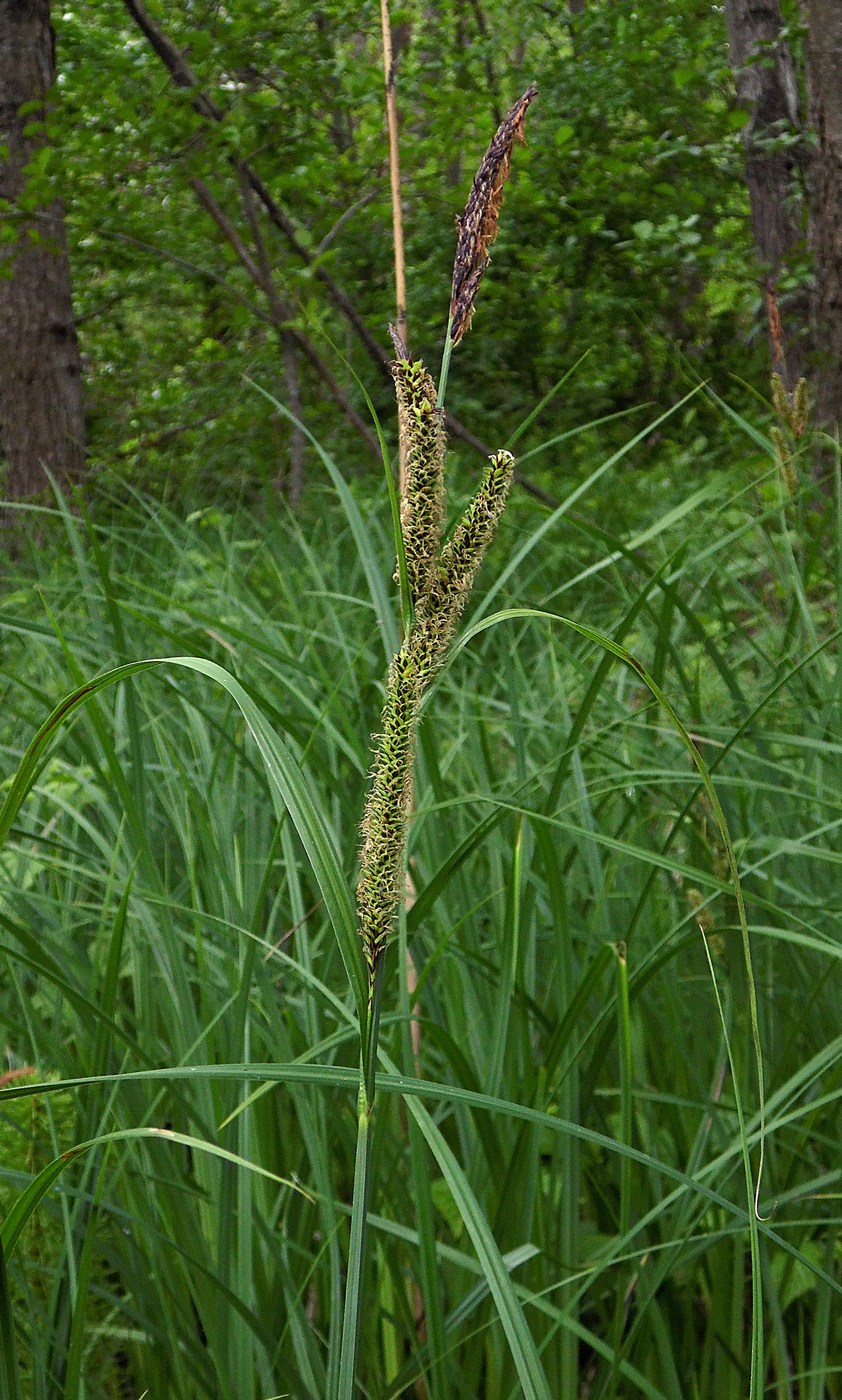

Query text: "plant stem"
[437, 333, 455, 409]
[380, 0, 408, 490]
[336, 1080, 374, 1400]
[337, 956, 385, 1398]
[380, 0, 406, 352]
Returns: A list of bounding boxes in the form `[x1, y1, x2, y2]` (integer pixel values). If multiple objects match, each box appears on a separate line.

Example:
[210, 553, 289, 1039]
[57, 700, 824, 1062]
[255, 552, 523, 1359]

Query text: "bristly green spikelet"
[416, 450, 514, 683]
[770, 371, 810, 496]
[390, 330, 446, 606]
[356, 373, 513, 980]
[356, 641, 420, 976]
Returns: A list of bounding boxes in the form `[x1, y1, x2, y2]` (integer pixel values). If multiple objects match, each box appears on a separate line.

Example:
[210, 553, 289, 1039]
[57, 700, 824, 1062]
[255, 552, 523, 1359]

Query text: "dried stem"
[380, 0, 409, 488]
[380, 0, 407, 353]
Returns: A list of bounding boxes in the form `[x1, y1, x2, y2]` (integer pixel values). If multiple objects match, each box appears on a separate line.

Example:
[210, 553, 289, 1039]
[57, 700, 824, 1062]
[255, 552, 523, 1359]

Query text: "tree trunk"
[724, 0, 807, 387]
[0, 0, 85, 498]
[804, 0, 842, 431]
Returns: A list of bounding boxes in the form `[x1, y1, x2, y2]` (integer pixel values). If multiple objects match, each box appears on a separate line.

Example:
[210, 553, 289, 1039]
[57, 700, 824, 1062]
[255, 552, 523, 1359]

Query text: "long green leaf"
[0, 656, 368, 1028]
[0, 1236, 22, 1400]
[0, 1126, 311, 1260]
[400, 1078, 553, 1400]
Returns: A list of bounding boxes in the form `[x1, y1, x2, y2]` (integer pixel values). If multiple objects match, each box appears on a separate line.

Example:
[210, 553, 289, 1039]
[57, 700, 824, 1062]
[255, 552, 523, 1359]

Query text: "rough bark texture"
[0, 0, 85, 497]
[805, 0, 842, 430]
[724, 0, 807, 387]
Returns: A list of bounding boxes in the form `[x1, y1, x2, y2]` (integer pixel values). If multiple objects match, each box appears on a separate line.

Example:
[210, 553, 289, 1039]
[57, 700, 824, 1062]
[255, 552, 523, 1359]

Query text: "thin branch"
[315, 189, 380, 255]
[191, 176, 267, 290]
[239, 169, 307, 501]
[120, 0, 537, 476]
[121, 0, 391, 372]
[191, 177, 378, 455]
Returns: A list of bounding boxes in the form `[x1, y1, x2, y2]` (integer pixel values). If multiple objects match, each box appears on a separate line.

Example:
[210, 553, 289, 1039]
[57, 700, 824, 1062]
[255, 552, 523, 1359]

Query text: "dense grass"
[0, 414, 840, 1398]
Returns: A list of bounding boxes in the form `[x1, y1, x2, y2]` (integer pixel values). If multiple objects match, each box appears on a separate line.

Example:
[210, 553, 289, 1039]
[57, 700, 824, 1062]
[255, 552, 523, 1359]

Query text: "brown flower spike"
[449, 83, 538, 345]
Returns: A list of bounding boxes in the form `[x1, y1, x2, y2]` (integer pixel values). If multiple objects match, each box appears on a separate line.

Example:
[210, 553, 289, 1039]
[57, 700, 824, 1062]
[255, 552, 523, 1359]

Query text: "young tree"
[0, 0, 85, 498]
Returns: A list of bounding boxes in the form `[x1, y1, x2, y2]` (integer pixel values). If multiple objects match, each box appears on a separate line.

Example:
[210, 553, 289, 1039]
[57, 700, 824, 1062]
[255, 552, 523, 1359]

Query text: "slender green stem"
[437, 333, 455, 409]
[606, 941, 634, 1400]
[0, 1237, 23, 1400]
[364, 956, 386, 1109]
[336, 955, 386, 1398]
[336, 1079, 374, 1400]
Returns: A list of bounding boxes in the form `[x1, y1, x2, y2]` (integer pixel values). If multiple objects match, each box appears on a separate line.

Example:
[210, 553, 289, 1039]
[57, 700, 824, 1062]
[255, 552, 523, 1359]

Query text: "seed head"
[449, 85, 537, 345]
[389, 326, 447, 606]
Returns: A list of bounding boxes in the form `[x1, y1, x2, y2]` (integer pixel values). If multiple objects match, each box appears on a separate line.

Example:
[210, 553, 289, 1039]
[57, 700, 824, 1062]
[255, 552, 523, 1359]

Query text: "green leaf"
[0, 1237, 22, 1400]
[0, 1127, 311, 1261]
[0, 657, 368, 1029]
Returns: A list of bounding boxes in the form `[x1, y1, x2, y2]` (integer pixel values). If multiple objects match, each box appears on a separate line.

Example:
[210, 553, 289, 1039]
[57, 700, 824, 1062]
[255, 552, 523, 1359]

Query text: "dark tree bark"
[804, 0, 842, 430]
[724, 0, 807, 388]
[0, 0, 85, 497]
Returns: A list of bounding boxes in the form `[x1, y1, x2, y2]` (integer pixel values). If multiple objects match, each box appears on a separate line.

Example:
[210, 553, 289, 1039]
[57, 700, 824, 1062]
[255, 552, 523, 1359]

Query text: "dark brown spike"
[449, 84, 538, 345]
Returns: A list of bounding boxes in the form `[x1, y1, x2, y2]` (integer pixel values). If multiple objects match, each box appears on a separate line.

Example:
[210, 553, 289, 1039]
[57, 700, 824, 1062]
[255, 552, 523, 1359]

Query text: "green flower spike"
[356, 641, 420, 977]
[390, 333, 447, 609]
[356, 338, 514, 984]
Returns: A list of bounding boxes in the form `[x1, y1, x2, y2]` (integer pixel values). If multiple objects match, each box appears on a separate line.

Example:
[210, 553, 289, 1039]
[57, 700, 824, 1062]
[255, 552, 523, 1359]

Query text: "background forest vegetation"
[0, 1, 840, 1398]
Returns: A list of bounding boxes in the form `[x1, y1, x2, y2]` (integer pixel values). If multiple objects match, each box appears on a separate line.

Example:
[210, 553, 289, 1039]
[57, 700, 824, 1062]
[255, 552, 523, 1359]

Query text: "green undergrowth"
[0, 418, 840, 1398]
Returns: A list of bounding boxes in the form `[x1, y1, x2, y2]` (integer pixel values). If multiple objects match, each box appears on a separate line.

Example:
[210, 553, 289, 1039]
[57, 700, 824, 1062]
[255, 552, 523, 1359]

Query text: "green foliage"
[45, 0, 769, 500]
[0, 3, 838, 1392]
[0, 410, 840, 1394]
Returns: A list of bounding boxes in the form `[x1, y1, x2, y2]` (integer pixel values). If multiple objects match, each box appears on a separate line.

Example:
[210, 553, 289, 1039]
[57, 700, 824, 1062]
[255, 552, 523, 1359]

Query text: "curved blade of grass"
[246, 378, 399, 659]
[513, 403, 648, 464]
[1, 1061, 836, 1299]
[0, 1126, 312, 1260]
[0, 1237, 22, 1400]
[398, 1074, 553, 1400]
[503, 351, 596, 450]
[472, 386, 704, 625]
[445, 603, 766, 1398]
[0, 656, 368, 1030]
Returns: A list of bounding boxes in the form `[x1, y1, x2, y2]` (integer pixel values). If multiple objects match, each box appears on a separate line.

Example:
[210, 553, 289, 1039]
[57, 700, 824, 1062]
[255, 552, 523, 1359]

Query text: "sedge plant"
[344, 85, 537, 1390]
[0, 84, 801, 1400]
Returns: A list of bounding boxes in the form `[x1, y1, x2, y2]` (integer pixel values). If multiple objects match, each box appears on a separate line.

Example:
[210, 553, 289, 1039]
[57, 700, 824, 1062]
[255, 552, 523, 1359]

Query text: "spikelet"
[389, 326, 446, 606]
[770, 371, 810, 495]
[359, 281, 517, 979]
[771, 426, 798, 496]
[449, 85, 537, 345]
[356, 642, 420, 975]
[356, 435, 513, 979]
[416, 450, 514, 683]
[792, 377, 809, 436]
[771, 371, 810, 438]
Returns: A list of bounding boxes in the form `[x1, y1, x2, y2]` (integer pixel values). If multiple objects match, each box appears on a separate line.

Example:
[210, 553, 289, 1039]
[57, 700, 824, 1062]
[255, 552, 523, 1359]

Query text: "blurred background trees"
[0, 0, 85, 497]
[0, 0, 838, 502]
